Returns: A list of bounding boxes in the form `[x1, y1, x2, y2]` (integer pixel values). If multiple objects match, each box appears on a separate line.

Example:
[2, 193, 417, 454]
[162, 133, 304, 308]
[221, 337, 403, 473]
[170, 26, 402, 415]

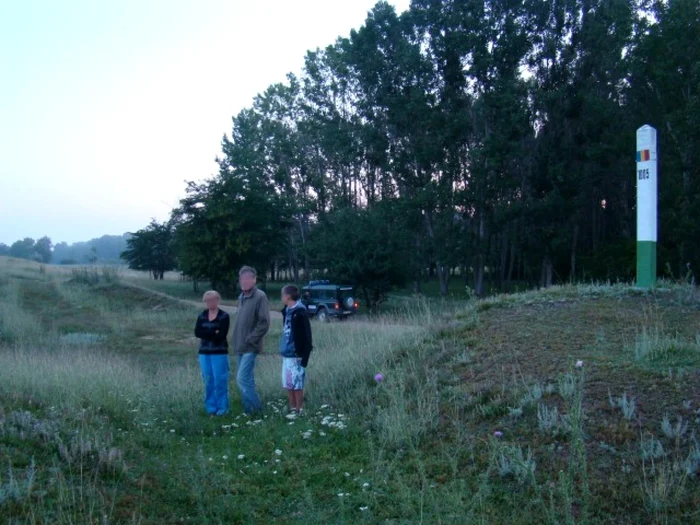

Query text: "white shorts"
[282, 357, 305, 390]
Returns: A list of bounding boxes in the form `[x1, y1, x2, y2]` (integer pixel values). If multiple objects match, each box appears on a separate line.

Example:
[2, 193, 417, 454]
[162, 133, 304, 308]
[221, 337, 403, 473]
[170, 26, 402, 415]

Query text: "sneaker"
[215, 409, 229, 417]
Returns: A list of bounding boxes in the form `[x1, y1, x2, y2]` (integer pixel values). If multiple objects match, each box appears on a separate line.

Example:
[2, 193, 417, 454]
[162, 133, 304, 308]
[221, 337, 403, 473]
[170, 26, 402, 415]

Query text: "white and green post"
[636, 125, 657, 289]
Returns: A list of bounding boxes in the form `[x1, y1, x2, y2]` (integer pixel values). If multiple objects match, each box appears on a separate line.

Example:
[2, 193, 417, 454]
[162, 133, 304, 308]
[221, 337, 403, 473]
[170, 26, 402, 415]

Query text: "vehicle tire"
[316, 308, 329, 322]
[345, 297, 355, 309]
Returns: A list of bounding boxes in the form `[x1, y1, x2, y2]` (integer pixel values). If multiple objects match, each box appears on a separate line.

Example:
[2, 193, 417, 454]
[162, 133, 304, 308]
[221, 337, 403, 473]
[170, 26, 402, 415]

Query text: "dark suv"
[301, 280, 358, 321]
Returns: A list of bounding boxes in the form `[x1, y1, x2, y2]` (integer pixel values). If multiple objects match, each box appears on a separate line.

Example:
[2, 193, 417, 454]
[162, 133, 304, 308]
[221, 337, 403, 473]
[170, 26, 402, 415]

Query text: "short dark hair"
[282, 284, 300, 301]
[239, 266, 257, 278]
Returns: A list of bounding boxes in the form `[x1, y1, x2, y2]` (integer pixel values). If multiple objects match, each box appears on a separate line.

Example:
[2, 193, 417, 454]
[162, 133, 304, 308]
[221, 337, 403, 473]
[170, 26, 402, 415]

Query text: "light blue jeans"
[236, 353, 262, 414]
[198, 354, 229, 416]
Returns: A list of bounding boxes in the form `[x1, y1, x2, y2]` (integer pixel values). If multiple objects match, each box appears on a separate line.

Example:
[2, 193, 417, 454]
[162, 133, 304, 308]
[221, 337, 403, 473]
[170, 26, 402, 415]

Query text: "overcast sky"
[0, 0, 410, 245]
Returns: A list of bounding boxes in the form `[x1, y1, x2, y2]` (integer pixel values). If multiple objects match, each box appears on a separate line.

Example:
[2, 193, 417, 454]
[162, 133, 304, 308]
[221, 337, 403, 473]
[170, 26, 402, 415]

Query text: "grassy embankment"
[1, 256, 699, 523]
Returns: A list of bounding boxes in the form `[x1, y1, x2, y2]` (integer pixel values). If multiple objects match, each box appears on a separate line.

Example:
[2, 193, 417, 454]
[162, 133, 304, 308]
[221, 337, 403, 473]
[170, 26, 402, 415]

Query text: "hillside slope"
[420, 285, 700, 523]
[1, 259, 698, 523]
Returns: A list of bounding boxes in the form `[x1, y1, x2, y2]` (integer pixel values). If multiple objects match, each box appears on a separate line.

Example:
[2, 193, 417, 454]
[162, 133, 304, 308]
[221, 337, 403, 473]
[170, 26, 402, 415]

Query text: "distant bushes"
[69, 266, 121, 285]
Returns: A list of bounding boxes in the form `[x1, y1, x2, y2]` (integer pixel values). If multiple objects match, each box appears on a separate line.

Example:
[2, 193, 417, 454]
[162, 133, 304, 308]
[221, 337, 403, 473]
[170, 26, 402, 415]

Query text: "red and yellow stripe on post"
[636, 149, 650, 162]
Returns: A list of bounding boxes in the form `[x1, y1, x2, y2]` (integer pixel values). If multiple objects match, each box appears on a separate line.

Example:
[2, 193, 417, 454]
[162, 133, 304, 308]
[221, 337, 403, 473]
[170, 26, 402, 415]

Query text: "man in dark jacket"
[280, 284, 313, 413]
[232, 266, 270, 414]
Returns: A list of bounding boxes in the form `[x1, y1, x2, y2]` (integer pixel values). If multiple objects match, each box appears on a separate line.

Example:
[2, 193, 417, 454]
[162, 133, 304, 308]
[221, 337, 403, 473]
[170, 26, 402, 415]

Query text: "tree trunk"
[541, 256, 553, 288]
[413, 233, 422, 294]
[507, 241, 516, 289]
[296, 216, 310, 281]
[414, 278, 422, 294]
[438, 264, 449, 296]
[499, 233, 508, 291]
[570, 224, 579, 283]
[474, 214, 486, 297]
[474, 261, 485, 297]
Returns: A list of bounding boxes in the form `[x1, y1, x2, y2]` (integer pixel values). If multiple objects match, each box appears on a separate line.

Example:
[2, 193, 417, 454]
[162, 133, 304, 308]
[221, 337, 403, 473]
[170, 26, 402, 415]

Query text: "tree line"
[0, 234, 130, 265]
[123, 0, 700, 305]
[0, 237, 53, 264]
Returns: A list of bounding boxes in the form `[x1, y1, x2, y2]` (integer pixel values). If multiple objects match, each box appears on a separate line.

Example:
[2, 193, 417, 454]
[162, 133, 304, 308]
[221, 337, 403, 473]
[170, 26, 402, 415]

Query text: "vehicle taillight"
[334, 302, 340, 310]
[354, 301, 359, 309]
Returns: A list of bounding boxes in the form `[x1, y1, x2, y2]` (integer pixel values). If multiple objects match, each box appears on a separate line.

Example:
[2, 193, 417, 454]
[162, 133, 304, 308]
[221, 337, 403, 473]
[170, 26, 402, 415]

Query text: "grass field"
[1, 256, 699, 524]
[122, 274, 286, 311]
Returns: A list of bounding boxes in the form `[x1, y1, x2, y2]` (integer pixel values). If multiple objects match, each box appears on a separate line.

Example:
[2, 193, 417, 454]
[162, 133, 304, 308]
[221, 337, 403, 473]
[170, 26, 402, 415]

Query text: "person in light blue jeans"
[194, 290, 231, 416]
[231, 266, 270, 414]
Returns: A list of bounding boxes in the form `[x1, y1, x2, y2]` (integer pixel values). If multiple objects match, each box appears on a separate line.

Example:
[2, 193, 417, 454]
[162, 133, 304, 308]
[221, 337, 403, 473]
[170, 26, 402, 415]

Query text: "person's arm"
[213, 313, 230, 344]
[194, 315, 214, 341]
[245, 295, 270, 346]
[292, 312, 313, 366]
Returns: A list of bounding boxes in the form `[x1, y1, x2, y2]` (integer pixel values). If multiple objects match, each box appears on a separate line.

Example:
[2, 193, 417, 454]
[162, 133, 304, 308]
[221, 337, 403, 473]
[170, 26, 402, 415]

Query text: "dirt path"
[121, 281, 422, 328]
[121, 281, 283, 319]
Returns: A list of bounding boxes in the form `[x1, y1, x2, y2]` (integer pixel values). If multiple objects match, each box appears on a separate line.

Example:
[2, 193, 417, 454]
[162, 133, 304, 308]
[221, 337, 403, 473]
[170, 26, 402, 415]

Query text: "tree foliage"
[311, 203, 411, 308]
[121, 220, 176, 279]
[53, 235, 130, 264]
[34, 236, 53, 263]
[135, 0, 699, 295]
[6, 237, 52, 263]
[172, 154, 287, 291]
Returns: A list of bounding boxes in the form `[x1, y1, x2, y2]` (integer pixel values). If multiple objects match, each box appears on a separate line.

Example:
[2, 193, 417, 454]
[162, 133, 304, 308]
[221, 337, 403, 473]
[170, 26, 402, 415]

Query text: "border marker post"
[636, 125, 657, 289]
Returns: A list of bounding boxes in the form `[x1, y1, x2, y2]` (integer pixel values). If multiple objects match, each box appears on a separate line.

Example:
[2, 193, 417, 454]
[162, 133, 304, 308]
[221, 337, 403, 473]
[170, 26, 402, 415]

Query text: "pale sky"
[0, 0, 410, 245]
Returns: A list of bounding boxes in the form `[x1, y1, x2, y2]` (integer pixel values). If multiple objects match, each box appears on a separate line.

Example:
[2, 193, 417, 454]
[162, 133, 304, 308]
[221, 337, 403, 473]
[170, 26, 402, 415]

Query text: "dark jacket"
[281, 304, 313, 367]
[194, 309, 230, 355]
[232, 288, 270, 354]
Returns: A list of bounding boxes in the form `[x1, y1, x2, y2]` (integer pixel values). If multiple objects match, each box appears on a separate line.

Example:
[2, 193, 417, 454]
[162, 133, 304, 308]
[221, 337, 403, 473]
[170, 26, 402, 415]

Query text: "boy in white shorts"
[279, 285, 313, 413]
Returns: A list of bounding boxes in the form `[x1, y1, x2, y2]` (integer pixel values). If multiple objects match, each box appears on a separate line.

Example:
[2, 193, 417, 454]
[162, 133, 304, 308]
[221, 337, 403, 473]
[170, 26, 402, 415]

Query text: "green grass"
[123, 275, 287, 311]
[1, 256, 700, 523]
